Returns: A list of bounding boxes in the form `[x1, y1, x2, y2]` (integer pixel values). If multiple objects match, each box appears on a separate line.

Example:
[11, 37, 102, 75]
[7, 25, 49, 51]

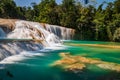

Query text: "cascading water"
[7, 20, 63, 46]
[0, 41, 43, 61]
[0, 19, 75, 61]
[44, 24, 75, 40]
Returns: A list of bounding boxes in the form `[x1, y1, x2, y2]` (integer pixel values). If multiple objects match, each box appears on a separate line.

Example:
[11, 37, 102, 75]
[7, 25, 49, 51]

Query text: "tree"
[114, 0, 120, 13]
[0, 0, 25, 19]
[60, 0, 78, 28]
[34, 0, 59, 25]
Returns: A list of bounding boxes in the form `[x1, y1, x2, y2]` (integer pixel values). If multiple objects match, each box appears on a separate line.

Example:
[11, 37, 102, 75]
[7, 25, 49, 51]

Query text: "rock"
[52, 53, 120, 72]
[65, 63, 85, 71]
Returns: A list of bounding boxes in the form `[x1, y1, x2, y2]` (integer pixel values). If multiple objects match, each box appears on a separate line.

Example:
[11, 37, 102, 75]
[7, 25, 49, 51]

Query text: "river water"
[0, 40, 120, 80]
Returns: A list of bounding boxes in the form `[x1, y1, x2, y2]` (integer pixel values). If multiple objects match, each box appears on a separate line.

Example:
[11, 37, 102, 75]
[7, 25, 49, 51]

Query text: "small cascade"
[44, 24, 75, 40]
[7, 21, 61, 46]
[0, 41, 43, 61]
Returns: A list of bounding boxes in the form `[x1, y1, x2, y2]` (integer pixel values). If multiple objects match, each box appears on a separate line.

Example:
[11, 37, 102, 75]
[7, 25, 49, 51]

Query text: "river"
[0, 40, 120, 80]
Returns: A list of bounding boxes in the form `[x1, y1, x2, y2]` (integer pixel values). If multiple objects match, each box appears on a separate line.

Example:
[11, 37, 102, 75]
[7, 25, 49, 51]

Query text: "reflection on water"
[0, 40, 120, 80]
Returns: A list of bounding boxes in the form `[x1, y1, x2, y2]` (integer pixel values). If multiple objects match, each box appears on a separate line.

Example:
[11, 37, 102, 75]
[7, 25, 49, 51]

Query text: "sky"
[14, 0, 115, 7]
[14, 0, 61, 7]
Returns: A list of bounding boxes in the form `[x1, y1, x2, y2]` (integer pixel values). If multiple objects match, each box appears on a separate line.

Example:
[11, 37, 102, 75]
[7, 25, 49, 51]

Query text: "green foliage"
[0, 0, 25, 19]
[32, 0, 59, 25]
[59, 0, 78, 28]
[114, 0, 120, 13]
[113, 28, 120, 41]
[0, 0, 120, 42]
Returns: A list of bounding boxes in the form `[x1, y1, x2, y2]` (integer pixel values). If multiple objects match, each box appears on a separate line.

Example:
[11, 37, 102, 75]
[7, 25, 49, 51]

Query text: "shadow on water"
[97, 72, 120, 80]
[61, 70, 120, 80]
[49, 65, 120, 80]
[6, 70, 14, 78]
[0, 69, 14, 80]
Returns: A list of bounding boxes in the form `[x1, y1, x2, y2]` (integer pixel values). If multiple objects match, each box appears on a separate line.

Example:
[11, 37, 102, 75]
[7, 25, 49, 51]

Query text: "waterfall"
[0, 19, 75, 61]
[7, 21, 61, 46]
[44, 24, 75, 40]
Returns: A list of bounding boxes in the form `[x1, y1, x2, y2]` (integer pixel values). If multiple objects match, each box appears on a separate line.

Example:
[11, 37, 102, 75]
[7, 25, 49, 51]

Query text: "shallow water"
[0, 40, 120, 80]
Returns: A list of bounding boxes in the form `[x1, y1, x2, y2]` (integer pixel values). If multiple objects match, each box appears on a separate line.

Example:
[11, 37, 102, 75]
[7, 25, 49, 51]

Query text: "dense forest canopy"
[0, 0, 120, 42]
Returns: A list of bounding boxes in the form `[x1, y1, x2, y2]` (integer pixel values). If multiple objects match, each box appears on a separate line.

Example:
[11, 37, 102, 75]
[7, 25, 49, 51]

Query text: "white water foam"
[0, 51, 45, 64]
[7, 21, 62, 47]
[45, 24, 75, 40]
[0, 44, 67, 65]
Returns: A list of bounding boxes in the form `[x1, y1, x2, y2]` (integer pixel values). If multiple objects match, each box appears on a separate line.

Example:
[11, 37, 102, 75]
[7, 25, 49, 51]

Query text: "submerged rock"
[6, 70, 14, 78]
[52, 53, 120, 72]
[97, 63, 120, 72]
[65, 63, 85, 71]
